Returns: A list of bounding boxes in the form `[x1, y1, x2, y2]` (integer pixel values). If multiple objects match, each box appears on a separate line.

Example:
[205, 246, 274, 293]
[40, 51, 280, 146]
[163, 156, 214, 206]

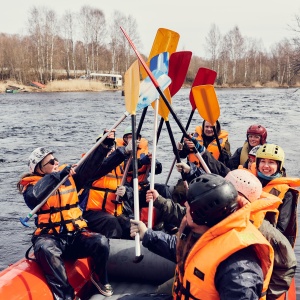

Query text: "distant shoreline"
[1, 79, 299, 94]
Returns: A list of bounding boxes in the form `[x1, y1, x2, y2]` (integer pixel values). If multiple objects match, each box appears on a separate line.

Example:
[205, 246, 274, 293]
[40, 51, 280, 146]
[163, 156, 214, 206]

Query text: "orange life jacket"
[173, 204, 274, 300]
[262, 177, 300, 247]
[20, 165, 86, 235]
[188, 126, 229, 166]
[250, 192, 282, 228]
[85, 164, 124, 216]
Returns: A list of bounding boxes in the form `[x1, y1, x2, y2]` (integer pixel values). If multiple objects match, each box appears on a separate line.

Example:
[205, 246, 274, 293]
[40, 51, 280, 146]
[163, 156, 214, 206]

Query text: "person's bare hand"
[146, 189, 159, 203]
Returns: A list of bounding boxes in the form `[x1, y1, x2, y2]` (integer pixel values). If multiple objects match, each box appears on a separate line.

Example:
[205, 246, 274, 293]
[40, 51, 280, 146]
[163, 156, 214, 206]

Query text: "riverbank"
[0, 79, 299, 93]
[0, 79, 112, 93]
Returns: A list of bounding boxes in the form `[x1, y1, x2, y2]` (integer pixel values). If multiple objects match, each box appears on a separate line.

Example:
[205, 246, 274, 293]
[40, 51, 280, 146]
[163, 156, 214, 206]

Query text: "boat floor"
[88, 281, 159, 299]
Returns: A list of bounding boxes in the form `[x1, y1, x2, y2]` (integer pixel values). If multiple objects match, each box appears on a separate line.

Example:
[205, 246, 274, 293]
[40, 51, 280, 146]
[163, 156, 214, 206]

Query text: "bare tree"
[27, 6, 58, 83]
[90, 8, 107, 72]
[60, 11, 77, 78]
[109, 11, 141, 73]
[204, 23, 221, 72]
[288, 13, 300, 77]
[226, 26, 244, 83]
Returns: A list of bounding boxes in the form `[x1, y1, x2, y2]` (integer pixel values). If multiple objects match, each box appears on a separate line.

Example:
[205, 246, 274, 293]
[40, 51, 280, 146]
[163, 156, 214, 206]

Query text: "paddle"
[140, 28, 179, 79]
[120, 26, 211, 174]
[192, 84, 223, 161]
[147, 52, 170, 228]
[165, 67, 217, 184]
[138, 28, 179, 142]
[118, 52, 171, 190]
[169, 51, 192, 96]
[124, 60, 144, 263]
[156, 51, 192, 142]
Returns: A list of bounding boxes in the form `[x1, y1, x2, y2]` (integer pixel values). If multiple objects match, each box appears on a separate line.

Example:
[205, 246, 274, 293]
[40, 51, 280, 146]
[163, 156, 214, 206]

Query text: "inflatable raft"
[0, 239, 176, 300]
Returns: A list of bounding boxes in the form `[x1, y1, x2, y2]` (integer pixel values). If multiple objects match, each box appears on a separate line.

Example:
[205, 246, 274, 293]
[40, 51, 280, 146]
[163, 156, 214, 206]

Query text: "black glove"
[60, 165, 72, 180]
[102, 131, 115, 148]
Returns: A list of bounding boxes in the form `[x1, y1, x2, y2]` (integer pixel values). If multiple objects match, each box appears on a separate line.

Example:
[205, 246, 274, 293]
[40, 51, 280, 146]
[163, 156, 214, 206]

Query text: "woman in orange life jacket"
[17, 133, 117, 299]
[78, 130, 134, 240]
[179, 120, 231, 165]
[253, 144, 300, 247]
[121, 174, 273, 300]
[227, 124, 267, 170]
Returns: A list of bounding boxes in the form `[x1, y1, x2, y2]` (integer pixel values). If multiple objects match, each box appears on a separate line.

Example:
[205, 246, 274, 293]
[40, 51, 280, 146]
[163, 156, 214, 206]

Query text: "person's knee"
[87, 232, 110, 254]
[34, 236, 62, 262]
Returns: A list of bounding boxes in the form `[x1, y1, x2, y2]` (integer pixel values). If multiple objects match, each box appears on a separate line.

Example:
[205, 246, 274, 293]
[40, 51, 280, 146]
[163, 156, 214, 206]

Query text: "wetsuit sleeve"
[74, 146, 126, 190]
[259, 219, 297, 298]
[201, 150, 231, 177]
[215, 246, 264, 300]
[142, 229, 177, 263]
[154, 195, 186, 227]
[277, 191, 293, 234]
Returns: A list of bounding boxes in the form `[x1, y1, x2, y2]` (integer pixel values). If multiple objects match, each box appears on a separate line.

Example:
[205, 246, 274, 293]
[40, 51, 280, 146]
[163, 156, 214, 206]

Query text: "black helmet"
[187, 174, 238, 227]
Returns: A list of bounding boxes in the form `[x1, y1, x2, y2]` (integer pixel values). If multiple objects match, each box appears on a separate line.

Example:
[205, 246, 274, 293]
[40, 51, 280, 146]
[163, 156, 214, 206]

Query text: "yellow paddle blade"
[151, 87, 172, 121]
[192, 85, 220, 125]
[140, 28, 180, 79]
[125, 60, 140, 115]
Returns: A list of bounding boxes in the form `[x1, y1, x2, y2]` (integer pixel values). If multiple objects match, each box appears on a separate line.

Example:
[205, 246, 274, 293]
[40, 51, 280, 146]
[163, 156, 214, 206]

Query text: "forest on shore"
[1, 5, 300, 90]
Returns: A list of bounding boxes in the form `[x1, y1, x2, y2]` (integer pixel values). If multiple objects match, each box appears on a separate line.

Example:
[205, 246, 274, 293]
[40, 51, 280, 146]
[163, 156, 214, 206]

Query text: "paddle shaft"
[130, 114, 143, 260]
[165, 109, 195, 184]
[148, 99, 159, 228]
[213, 126, 224, 162]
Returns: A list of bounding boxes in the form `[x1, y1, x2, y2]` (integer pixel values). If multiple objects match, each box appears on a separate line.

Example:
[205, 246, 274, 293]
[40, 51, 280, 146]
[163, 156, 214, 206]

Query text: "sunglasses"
[43, 157, 58, 167]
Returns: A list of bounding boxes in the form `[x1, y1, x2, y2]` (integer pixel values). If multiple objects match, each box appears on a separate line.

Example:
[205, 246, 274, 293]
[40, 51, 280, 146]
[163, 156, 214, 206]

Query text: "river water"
[0, 88, 299, 292]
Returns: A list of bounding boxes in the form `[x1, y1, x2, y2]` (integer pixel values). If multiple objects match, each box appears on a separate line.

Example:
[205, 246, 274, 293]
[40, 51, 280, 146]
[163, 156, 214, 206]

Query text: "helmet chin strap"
[35, 164, 45, 176]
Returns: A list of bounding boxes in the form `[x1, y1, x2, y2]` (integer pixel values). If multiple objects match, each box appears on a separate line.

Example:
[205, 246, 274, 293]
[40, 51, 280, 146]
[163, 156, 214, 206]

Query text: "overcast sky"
[1, 0, 300, 58]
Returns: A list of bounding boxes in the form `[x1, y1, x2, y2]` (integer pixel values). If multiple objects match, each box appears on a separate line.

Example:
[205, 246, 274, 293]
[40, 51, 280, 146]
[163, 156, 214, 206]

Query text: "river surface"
[0, 88, 300, 293]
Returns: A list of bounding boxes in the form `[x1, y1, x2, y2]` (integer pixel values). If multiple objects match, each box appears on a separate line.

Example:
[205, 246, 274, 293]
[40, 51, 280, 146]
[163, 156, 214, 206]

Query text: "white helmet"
[28, 147, 54, 173]
[249, 145, 261, 157]
[225, 169, 262, 202]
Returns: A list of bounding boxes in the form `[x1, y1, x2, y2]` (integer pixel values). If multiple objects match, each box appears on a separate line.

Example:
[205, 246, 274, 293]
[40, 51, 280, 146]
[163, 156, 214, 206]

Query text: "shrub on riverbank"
[0, 79, 110, 93]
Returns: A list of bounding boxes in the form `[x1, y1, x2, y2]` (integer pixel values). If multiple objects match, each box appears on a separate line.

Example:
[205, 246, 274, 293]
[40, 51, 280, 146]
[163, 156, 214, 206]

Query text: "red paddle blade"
[168, 51, 192, 97]
[189, 68, 217, 110]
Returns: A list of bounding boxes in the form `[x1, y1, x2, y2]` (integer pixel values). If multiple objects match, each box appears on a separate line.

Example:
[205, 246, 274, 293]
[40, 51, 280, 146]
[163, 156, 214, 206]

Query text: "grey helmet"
[187, 173, 238, 227]
[28, 147, 54, 173]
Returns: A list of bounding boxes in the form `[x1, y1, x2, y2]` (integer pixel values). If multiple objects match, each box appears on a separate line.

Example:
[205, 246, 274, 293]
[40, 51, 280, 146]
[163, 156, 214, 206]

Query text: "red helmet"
[247, 124, 267, 144]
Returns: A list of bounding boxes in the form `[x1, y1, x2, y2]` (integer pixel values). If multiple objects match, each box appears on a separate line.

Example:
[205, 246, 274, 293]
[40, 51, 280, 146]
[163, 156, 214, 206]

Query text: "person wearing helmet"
[227, 124, 267, 170]
[179, 120, 231, 166]
[254, 143, 300, 247]
[16, 132, 128, 299]
[121, 174, 273, 300]
[78, 129, 134, 239]
[246, 145, 261, 170]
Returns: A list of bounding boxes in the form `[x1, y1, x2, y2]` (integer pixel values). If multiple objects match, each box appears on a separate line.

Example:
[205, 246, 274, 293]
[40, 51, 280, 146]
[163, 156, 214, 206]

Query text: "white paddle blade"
[137, 71, 171, 111]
